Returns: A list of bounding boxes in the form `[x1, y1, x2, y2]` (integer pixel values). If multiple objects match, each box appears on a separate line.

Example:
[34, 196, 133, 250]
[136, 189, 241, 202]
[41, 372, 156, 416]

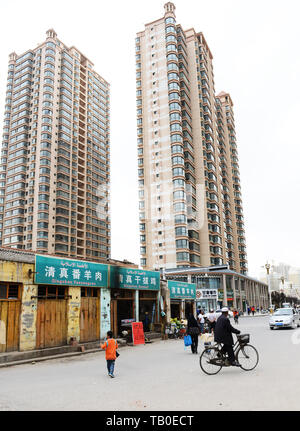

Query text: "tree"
[280, 292, 286, 307]
[271, 291, 281, 309]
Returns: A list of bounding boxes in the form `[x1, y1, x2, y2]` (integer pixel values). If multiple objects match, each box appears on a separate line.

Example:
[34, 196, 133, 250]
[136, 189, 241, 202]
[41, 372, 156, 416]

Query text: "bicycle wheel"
[236, 344, 259, 371]
[199, 347, 223, 375]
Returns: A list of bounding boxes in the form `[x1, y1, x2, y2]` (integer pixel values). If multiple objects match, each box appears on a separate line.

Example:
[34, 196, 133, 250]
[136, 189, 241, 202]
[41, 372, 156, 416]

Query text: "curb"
[0, 336, 163, 369]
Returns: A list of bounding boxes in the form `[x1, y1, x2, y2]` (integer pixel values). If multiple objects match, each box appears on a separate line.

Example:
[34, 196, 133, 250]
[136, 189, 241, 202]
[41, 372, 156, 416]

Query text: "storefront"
[34, 254, 109, 347]
[166, 268, 269, 313]
[168, 280, 196, 319]
[217, 289, 234, 309]
[110, 267, 160, 336]
[196, 288, 218, 313]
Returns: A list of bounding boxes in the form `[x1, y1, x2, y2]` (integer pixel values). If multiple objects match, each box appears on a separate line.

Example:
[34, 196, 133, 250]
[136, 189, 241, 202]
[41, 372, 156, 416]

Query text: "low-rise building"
[165, 265, 269, 314]
[0, 248, 153, 353]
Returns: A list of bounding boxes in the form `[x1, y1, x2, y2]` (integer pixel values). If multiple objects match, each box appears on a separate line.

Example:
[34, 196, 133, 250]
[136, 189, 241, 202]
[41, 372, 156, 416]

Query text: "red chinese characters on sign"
[131, 322, 145, 345]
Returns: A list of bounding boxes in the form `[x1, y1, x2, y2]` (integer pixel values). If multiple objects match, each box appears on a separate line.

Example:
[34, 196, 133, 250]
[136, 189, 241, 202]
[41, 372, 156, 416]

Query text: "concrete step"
[0, 334, 158, 366]
[0, 345, 80, 364]
[0, 348, 104, 369]
[0, 336, 163, 369]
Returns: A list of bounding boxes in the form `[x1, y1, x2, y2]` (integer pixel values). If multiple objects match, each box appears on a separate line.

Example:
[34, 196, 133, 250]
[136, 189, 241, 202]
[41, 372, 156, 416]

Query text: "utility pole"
[265, 262, 272, 308]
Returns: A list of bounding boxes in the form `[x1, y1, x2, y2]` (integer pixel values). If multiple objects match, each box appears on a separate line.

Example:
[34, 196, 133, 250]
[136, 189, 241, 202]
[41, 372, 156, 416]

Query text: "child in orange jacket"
[101, 331, 118, 378]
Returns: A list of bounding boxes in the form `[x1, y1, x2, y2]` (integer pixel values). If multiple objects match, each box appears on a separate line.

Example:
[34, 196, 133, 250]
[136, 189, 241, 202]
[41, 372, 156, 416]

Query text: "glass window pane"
[8, 285, 18, 299]
[48, 286, 56, 297]
[0, 285, 7, 299]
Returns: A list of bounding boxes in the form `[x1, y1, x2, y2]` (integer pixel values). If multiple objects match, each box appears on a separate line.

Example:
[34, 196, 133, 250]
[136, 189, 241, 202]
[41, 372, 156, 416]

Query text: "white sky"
[0, 0, 299, 279]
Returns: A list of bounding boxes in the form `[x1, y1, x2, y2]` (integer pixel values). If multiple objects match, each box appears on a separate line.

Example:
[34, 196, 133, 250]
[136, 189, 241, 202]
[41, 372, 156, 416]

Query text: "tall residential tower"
[0, 30, 110, 260]
[136, 3, 247, 274]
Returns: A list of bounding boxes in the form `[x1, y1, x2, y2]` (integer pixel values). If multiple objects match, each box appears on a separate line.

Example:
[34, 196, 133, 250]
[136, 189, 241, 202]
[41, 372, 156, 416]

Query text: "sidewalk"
[0, 332, 162, 368]
[240, 313, 269, 317]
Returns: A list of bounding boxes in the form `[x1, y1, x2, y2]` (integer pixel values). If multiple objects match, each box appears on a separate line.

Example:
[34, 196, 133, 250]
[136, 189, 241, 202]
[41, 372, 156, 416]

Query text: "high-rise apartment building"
[136, 2, 247, 274]
[0, 30, 110, 260]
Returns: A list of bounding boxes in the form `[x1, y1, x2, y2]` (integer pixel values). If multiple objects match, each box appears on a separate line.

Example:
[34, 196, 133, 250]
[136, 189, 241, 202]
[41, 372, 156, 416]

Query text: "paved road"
[0, 316, 300, 411]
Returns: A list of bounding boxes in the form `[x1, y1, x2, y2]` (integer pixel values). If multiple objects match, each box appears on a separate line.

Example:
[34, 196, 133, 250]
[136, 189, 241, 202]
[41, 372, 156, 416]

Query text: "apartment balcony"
[78, 166, 85, 175]
[78, 196, 85, 206]
[77, 220, 84, 229]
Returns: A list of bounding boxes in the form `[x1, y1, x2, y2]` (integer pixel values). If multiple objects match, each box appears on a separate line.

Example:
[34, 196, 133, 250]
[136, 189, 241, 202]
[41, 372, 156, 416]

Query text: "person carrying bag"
[184, 334, 192, 350]
[101, 330, 119, 378]
[187, 314, 200, 354]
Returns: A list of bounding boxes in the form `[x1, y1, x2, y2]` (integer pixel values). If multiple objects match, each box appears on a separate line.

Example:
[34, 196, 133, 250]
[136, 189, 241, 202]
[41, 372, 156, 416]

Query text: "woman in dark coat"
[187, 314, 200, 354]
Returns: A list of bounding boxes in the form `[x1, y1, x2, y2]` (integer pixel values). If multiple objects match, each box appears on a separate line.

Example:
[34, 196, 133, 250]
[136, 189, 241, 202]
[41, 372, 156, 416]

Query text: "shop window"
[0, 284, 6, 299]
[112, 289, 134, 299]
[0, 284, 20, 300]
[58, 287, 65, 298]
[37, 285, 68, 299]
[81, 287, 99, 298]
[48, 286, 57, 297]
[38, 286, 47, 296]
[8, 285, 19, 299]
[139, 291, 157, 299]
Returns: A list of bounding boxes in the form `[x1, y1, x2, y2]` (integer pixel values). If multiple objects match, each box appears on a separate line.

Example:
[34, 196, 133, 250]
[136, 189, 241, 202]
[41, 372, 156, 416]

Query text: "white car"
[269, 308, 300, 330]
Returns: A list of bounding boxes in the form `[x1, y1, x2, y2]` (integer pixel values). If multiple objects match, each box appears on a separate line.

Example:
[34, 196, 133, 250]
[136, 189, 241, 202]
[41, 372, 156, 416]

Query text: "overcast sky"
[0, 0, 299, 279]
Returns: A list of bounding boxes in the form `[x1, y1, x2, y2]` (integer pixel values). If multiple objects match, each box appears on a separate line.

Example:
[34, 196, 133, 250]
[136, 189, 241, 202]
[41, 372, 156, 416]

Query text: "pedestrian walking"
[187, 313, 200, 354]
[233, 309, 239, 324]
[256, 306, 259, 313]
[247, 306, 251, 316]
[101, 330, 119, 378]
[207, 309, 217, 333]
[197, 310, 205, 334]
[143, 312, 150, 332]
[251, 306, 255, 316]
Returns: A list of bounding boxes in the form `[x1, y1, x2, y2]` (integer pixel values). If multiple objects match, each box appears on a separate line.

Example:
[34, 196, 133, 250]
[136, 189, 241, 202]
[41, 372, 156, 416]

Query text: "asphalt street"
[0, 315, 300, 411]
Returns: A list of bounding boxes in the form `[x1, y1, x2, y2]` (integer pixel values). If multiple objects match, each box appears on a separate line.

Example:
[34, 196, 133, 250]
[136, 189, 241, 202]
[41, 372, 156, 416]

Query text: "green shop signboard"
[110, 267, 160, 291]
[168, 280, 196, 300]
[35, 255, 108, 287]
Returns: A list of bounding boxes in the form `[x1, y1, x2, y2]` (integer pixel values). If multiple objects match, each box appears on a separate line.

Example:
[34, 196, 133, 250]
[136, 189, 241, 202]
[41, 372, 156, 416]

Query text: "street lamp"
[265, 262, 272, 308]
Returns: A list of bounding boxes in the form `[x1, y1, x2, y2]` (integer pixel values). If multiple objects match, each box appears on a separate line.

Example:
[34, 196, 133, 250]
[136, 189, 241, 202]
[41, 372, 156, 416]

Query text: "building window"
[37, 285, 66, 299]
[0, 284, 20, 300]
[81, 287, 98, 298]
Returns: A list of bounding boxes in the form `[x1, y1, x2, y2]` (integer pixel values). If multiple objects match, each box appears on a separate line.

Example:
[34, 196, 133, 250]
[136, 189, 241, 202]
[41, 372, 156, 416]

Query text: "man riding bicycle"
[214, 307, 241, 367]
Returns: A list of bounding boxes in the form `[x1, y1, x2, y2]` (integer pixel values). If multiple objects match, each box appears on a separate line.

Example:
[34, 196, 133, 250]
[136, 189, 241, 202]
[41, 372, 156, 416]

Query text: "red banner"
[132, 322, 145, 345]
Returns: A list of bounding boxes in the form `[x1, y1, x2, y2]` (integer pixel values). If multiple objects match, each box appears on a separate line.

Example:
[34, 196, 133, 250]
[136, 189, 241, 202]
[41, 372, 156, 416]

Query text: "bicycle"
[199, 334, 259, 375]
[165, 323, 184, 339]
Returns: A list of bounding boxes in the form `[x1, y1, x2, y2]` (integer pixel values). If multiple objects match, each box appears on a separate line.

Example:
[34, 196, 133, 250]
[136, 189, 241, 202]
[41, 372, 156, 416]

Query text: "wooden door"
[80, 297, 100, 343]
[36, 300, 68, 349]
[110, 299, 117, 338]
[0, 301, 21, 353]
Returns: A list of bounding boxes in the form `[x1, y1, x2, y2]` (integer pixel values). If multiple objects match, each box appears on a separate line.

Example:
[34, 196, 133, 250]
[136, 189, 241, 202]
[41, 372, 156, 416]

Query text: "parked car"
[269, 308, 300, 330]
